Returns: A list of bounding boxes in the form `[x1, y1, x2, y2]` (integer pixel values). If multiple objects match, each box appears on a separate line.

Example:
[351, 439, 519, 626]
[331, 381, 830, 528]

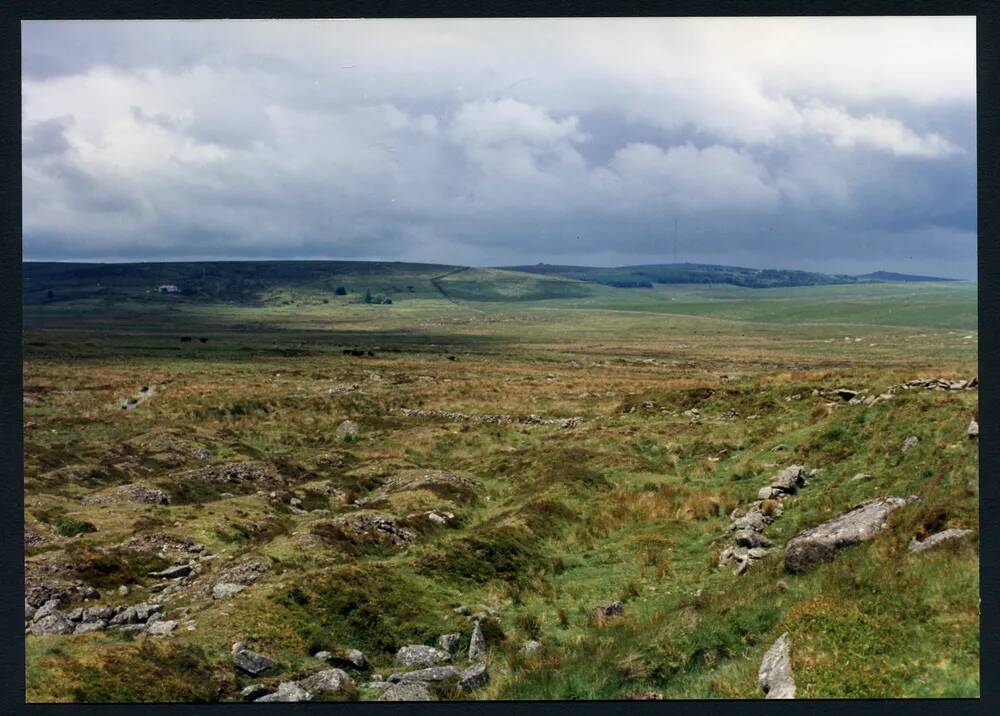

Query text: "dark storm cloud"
[21, 18, 977, 278]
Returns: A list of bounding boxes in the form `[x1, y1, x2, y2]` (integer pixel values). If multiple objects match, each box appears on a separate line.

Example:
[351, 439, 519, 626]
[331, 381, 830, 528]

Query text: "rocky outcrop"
[458, 663, 489, 692]
[908, 528, 974, 554]
[438, 633, 461, 653]
[784, 495, 919, 573]
[365, 469, 483, 505]
[720, 466, 812, 575]
[323, 513, 416, 547]
[176, 461, 283, 488]
[389, 666, 462, 684]
[394, 644, 451, 668]
[758, 632, 796, 699]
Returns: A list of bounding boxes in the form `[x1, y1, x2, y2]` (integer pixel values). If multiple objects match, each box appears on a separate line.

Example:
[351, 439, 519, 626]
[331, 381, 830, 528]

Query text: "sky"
[21, 18, 977, 278]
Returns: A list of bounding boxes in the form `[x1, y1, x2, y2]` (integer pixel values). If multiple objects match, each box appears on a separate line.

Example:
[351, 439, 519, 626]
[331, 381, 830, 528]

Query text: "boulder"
[73, 620, 107, 634]
[758, 632, 796, 699]
[438, 633, 461, 653]
[968, 419, 979, 438]
[394, 644, 451, 668]
[317, 648, 366, 670]
[731, 511, 765, 533]
[390, 666, 462, 684]
[468, 621, 487, 661]
[254, 681, 313, 702]
[908, 528, 974, 554]
[784, 495, 919, 573]
[459, 663, 490, 692]
[297, 668, 356, 696]
[148, 563, 192, 579]
[29, 613, 74, 635]
[147, 619, 178, 636]
[233, 648, 280, 676]
[901, 436, 919, 453]
[770, 465, 806, 494]
[378, 682, 433, 701]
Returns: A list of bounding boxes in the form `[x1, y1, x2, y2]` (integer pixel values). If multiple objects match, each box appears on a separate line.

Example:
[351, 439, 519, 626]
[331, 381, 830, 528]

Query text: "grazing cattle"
[180, 336, 192, 342]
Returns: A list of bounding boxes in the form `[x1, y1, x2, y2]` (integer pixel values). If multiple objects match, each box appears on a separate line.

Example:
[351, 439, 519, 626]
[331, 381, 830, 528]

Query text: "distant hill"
[856, 271, 956, 283]
[502, 262, 858, 289]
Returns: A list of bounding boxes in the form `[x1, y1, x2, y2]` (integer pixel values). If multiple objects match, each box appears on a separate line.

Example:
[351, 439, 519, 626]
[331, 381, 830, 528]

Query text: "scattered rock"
[233, 648, 280, 676]
[968, 419, 979, 438]
[758, 632, 796, 699]
[378, 682, 433, 701]
[784, 495, 919, 573]
[394, 645, 451, 668]
[901, 436, 919, 453]
[908, 528, 974, 554]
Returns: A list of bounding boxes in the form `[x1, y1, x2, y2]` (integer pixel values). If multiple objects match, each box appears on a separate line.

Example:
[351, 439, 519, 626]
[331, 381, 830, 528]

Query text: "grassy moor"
[22, 261, 978, 701]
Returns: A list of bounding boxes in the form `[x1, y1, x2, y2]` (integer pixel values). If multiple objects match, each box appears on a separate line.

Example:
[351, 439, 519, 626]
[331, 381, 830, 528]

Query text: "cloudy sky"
[21, 18, 976, 278]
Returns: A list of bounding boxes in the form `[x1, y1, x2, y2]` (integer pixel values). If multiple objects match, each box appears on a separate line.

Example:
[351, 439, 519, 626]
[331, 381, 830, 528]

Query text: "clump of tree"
[335, 286, 347, 295]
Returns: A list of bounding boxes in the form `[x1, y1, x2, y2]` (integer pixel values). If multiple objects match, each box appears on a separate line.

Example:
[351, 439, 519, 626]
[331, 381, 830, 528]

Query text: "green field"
[23, 262, 979, 701]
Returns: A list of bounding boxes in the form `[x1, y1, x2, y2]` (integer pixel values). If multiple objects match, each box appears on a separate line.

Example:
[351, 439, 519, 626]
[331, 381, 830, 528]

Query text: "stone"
[147, 619, 178, 635]
[438, 633, 461, 653]
[297, 668, 356, 696]
[233, 648, 280, 676]
[240, 684, 271, 701]
[758, 632, 796, 699]
[30, 613, 74, 635]
[901, 436, 919, 453]
[319, 648, 366, 670]
[83, 605, 114, 622]
[390, 666, 462, 684]
[254, 681, 313, 702]
[24, 603, 36, 621]
[757, 486, 778, 501]
[731, 511, 765, 533]
[784, 495, 919, 573]
[748, 547, 770, 559]
[836, 389, 858, 401]
[468, 621, 487, 661]
[458, 662, 490, 692]
[118, 585, 130, 597]
[394, 644, 451, 668]
[378, 682, 433, 701]
[148, 563, 192, 579]
[336, 420, 360, 438]
[968, 419, 979, 438]
[73, 620, 107, 634]
[33, 598, 63, 622]
[520, 640, 541, 654]
[770, 465, 806, 493]
[908, 528, 974, 554]
[851, 473, 872, 482]
[212, 582, 246, 599]
[453, 605, 471, 615]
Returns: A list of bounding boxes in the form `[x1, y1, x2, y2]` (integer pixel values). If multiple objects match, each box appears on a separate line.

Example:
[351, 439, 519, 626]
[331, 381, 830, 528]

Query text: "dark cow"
[180, 336, 192, 342]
